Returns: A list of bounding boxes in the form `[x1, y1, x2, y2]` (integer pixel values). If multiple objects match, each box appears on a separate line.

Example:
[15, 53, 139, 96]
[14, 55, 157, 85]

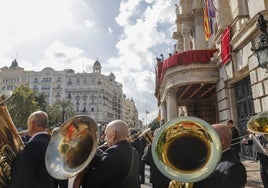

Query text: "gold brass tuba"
[246, 111, 268, 154]
[45, 115, 99, 180]
[0, 91, 24, 187]
[151, 116, 222, 188]
[247, 111, 268, 137]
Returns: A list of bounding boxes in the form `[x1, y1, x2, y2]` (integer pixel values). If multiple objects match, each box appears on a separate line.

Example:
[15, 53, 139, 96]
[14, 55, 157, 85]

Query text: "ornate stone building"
[0, 59, 140, 128]
[155, 0, 268, 158]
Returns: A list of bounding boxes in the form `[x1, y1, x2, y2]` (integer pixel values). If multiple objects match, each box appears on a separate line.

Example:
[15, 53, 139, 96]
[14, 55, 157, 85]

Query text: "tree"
[46, 104, 62, 127]
[148, 118, 160, 130]
[54, 98, 75, 122]
[35, 92, 48, 111]
[7, 85, 39, 128]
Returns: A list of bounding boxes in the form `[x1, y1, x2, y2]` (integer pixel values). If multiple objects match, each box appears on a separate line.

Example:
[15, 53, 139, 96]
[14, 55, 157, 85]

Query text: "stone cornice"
[231, 10, 268, 51]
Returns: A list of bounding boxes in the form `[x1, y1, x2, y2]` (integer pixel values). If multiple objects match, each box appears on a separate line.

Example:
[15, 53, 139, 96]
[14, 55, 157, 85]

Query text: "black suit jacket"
[9, 133, 53, 188]
[193, 149, 247, 188]
[141, 145, 171, 188]
[82, 140, 140, 188]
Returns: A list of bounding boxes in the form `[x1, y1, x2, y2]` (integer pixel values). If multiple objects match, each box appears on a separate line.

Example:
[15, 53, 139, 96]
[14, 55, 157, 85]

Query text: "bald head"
[212, 124, 232, 150]
[105, 120, 129, 147]
[27, 111, 48, 136]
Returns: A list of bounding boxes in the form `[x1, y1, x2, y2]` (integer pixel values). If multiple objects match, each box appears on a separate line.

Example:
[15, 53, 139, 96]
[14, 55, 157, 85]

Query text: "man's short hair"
[227, 119, 233, 124]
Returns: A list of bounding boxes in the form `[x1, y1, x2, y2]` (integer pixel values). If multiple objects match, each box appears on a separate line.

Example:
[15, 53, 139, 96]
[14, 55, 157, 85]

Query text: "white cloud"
[115, 0, 142, 26]
[0, 0, 179, 123]
[106, 0, 177, 119]
[45, 41, 83, 59]
[0, 0, 74, 48]
[108, 27, 113, 35]
[84, 20, 95, 29]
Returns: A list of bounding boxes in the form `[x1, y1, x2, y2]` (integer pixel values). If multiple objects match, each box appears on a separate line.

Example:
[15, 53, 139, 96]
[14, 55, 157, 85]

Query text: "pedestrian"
[79, 119, 140, 188]
[242, 135, 268, 188]
[193, 124, 247, 188]
[141, 128, 170, 188]
[227, 119, 241, 155]
[9, 111, 53, 188]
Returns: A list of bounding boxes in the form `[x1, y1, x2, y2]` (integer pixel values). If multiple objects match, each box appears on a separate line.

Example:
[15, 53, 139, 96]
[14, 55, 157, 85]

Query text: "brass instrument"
[45, 115, 99, 182]
[0, 91, 24, 187]
[151, 116, 222, 188]
[247, 111, 268, 137]
[246, 111, 268, 154]
[139, 128, 153, 144]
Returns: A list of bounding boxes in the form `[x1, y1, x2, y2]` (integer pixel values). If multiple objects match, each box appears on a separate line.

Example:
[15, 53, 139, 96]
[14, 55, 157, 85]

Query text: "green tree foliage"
[7, 85, 39, 128]
[35, 92, 48, 111]
[148, 118, 160, 130]
[46, 104, 62, 127]
[54, 98, 75, 122]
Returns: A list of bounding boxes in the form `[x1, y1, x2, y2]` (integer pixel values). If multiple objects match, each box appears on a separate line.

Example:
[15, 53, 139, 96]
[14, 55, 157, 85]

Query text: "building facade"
[0, 59, 139, 128]
[155, 0, 268, 158]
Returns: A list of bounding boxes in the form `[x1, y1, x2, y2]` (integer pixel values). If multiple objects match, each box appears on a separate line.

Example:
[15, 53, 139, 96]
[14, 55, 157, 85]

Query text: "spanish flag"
[204, 0, 210, 41]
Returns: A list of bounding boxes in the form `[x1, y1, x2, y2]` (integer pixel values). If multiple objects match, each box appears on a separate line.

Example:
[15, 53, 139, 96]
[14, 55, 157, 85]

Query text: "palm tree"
[54, 98, 75, 122]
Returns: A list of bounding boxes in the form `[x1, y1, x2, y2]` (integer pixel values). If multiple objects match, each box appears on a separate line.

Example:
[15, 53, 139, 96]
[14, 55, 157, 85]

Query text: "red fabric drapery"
[221, 26, 231, 64]
[155, 49, 217, 88]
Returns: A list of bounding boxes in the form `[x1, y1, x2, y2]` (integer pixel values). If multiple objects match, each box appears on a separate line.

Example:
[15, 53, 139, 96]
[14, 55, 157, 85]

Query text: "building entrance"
[234, 76, 255, 157]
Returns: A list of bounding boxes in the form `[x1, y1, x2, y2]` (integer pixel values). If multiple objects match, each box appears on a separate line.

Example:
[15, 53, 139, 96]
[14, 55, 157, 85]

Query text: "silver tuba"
[45, 115, 99, 181]
[151, 116, 222, 188]
[0, 91, 24, 187]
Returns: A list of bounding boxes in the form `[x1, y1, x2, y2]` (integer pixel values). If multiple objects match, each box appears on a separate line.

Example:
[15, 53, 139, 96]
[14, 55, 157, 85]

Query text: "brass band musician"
[77, 120, 140, 188]
[9, 111, 53, 188]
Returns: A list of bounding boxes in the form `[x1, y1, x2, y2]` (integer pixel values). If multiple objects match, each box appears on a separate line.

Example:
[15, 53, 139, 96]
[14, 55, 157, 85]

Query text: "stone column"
[214, 0, 232, 30]
[166, 90, 178, 121]
[160, 102, 167, 124]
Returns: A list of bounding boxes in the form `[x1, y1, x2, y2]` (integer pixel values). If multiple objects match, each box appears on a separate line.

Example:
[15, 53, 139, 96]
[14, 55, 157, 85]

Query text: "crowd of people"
[4, 110, 268, 188]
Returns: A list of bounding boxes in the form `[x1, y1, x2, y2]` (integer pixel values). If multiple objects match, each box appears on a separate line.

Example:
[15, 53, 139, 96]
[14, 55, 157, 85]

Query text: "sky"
[0, 0, 178, 125]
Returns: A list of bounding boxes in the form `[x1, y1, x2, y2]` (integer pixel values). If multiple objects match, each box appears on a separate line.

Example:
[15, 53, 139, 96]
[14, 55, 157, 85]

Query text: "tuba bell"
[45, 115, 99, 181]
[0, 91, 24, 187]
[151, 116, 221, 188]
[247, 111, 268, 136]
[246, 111, 268, 154]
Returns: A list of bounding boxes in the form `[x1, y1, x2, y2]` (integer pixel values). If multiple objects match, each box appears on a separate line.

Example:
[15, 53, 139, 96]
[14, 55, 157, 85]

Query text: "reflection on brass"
[152, 116, 221, 188]
[45, 115, 99, 180]
[0, 91, 24, 187]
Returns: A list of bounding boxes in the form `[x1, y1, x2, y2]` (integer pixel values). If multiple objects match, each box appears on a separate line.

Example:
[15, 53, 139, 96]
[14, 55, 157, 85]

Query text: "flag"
[204, 0, 216, 40]
[208, 0, 216, 34]
[203, 0, 210, 41]
[146, 110, 149, 114]
[221, 26, 231, 64]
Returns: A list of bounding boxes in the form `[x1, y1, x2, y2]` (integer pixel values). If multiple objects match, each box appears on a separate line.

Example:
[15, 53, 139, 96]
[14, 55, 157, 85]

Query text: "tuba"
[45, 115, 99, 182]
[139, 128, 153, 144]
[246, 111, 268, 154]
[0, 91, 24, 187]
[151, 116, 222, 188]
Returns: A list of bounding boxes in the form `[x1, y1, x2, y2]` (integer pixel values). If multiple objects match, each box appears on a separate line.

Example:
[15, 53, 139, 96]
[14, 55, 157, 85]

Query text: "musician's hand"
[241, 138, 248, 144]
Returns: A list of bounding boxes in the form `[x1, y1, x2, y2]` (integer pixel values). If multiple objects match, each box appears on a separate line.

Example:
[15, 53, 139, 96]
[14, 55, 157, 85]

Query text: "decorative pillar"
[214, 0, 232, 30]
[166, 90, 178, 121]
[160, 102, 167, 124]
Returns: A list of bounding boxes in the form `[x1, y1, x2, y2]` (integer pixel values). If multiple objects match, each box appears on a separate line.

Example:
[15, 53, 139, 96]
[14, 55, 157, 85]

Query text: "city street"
[67, 158, 264, 188]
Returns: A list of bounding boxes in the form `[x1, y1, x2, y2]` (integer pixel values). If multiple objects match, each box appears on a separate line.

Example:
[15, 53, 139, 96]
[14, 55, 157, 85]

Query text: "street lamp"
[251, 12, 268, 72]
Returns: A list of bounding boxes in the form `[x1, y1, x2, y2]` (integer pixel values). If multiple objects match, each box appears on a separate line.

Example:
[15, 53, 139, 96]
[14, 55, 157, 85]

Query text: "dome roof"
[93, 59, 101, 67]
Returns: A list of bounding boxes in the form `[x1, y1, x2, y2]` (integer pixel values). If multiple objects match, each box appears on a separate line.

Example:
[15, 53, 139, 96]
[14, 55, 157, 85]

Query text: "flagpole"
[145, 112, 147, 127]
[145, 110, 149, 127]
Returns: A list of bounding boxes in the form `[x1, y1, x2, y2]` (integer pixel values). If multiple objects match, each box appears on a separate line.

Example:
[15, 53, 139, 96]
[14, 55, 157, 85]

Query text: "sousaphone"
[45, 115, 99, 180]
